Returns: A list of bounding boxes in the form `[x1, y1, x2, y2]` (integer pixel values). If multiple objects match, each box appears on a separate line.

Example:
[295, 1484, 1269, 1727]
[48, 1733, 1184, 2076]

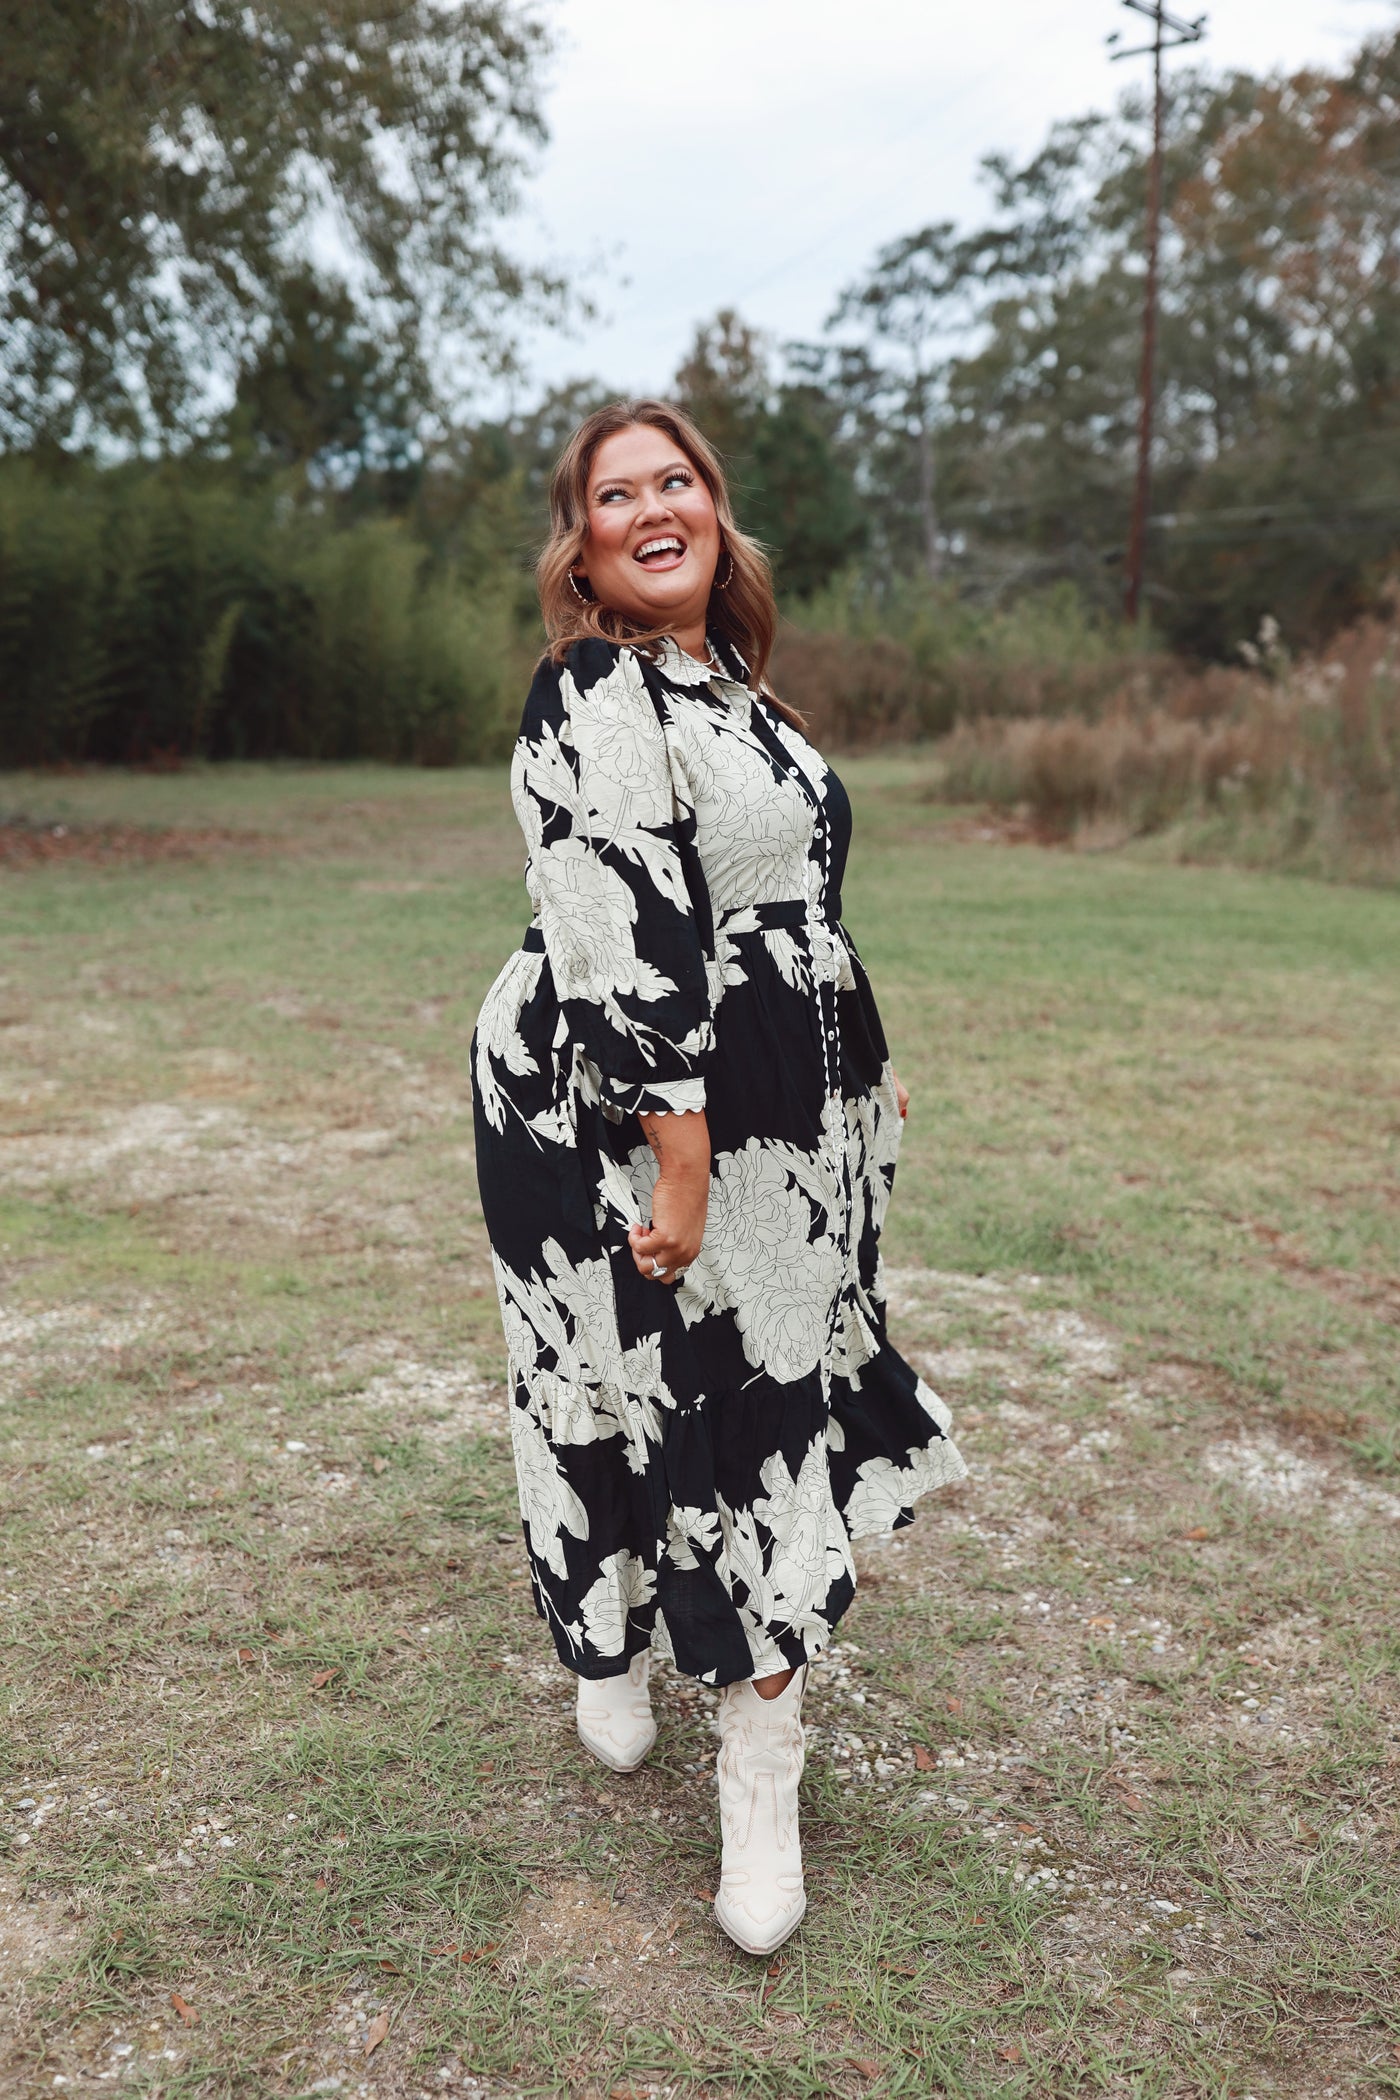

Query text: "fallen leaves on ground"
[310, 1667, 339, 1688]
[169, 1992, 198, 2026]
[364, 2011, 390, 2056]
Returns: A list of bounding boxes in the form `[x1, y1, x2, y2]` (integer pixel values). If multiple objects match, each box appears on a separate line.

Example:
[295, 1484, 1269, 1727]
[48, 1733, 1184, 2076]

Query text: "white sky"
[507, 0, 1399, 399]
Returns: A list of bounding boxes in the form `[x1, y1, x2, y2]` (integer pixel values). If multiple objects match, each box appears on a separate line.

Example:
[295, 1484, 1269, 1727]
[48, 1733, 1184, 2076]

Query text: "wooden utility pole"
[1110, 0, 1206, 624]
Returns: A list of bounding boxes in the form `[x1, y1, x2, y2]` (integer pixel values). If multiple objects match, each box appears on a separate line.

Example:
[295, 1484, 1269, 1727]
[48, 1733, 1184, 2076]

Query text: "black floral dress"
[472, 635, 966, 1686]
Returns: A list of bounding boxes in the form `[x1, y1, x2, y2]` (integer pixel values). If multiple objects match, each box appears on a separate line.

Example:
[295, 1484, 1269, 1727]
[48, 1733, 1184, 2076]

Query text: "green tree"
[826, 222, 982, 582]
[942, 37, 1400, 645]
[224, 270, 421, 486]
[674, 310, 864, 600]
[0, 0, 552, 448]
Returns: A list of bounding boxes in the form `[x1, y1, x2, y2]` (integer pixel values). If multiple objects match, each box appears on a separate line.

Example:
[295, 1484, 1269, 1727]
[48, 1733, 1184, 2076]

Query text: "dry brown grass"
[768, 626, 1177, 750]
[934, 612, 1400, 881]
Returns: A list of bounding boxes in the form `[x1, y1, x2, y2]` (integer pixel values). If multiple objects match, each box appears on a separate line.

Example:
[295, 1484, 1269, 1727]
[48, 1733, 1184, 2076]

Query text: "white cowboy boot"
[575, 1651, 657, 1773]
[713, 1668, 807, 1955]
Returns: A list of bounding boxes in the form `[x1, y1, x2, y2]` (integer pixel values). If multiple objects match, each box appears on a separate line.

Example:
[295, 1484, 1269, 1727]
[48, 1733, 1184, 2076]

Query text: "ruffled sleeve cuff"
[600, 1074, 707, 1118]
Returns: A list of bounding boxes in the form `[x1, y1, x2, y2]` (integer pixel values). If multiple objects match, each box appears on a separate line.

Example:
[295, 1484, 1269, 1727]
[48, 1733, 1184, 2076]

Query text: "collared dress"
[472, 635, 967, 1686]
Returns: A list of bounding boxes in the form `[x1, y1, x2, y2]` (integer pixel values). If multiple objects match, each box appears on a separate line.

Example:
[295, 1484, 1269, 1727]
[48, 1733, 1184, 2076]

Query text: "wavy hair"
[537, 398, 791, 710]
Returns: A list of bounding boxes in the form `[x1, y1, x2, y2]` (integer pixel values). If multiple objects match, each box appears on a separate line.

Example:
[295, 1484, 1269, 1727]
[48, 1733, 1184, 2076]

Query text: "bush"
[0, 460, 532, 765]
[935, 610, 1400, 882]
[775, 577, 1172, 742]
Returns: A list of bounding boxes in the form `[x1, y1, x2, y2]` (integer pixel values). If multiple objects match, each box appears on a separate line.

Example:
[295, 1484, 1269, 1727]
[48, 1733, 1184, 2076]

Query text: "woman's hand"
[891, 1067, 910, 1121]
[629, 1109, 710, 1283]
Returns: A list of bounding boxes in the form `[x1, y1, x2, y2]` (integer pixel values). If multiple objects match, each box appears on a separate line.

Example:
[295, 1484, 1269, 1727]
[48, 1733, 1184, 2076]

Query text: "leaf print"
[472, 949, 543, 1135]
[472, 636, 967, 1687]
[665, 1504, 722, 1570]
[754, 1436, 853, 1636]
[715, 1494, 775, 1631]
[580, 1549, 657, 1657]
[540, 1238, 626, 1388]
[619, 1333, 666, 1396]
[508, 1401, 590, 1579]
[762, 926, 808, 990]
[597, 1150, 644, 1231]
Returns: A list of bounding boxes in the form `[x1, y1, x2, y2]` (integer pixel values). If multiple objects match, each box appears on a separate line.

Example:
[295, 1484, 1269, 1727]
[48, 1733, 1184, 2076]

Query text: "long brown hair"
[537, 398, 785, 702]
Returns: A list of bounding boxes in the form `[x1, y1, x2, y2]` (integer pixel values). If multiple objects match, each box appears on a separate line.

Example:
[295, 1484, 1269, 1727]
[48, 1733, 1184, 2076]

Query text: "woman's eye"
[596, 487, 627, 504]
[663, 472, 692, 491]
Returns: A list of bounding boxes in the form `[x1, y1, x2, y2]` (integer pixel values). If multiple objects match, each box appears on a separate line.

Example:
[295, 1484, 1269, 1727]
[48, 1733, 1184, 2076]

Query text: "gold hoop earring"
[713, 549, 734, 592]
[569, 571, 591, 603]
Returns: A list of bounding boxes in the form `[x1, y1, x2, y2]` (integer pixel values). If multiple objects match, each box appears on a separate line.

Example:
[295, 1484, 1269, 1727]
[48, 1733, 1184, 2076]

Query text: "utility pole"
[1109, 0, 1206, 625]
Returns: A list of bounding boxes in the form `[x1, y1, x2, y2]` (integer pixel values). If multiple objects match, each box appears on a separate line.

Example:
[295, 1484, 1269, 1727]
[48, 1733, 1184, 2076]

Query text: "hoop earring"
[569, 571, 592, 603]
[713, 549, 734, 592]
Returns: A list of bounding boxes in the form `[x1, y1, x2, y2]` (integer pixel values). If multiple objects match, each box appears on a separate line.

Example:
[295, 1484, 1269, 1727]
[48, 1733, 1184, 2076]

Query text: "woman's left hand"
[891, 1067, 910, 1120]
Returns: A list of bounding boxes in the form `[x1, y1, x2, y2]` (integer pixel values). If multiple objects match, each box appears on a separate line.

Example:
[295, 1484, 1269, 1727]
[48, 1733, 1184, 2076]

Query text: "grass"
[1, 758, 1398, 2098]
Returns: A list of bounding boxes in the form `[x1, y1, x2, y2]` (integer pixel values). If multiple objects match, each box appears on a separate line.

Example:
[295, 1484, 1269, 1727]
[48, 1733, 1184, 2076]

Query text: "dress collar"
[654, 635, 755, 710]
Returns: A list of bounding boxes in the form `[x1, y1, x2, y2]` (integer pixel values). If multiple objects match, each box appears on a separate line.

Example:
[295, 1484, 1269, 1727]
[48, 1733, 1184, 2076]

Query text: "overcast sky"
[505, 0, 1398, 400]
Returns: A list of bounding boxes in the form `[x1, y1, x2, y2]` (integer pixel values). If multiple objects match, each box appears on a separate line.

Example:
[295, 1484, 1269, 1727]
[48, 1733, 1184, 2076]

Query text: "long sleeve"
[512, 640, 715, 1117]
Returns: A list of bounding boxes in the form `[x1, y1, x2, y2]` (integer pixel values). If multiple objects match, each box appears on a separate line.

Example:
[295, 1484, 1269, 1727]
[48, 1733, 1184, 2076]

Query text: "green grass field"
[1, 760, 1397, 2098]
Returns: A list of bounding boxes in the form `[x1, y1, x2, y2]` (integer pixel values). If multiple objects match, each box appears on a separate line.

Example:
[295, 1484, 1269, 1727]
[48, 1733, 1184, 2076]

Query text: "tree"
[831, 30, 1400, 646]
[826, 223, 982, 581]
[0, 0, 552, 448]
[224, 270, 421, 486]
[673, 311, 864, 600]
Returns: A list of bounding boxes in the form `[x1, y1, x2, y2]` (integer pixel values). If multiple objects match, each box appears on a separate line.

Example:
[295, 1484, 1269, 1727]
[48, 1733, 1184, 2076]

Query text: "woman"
[472, 400, 966, 1956]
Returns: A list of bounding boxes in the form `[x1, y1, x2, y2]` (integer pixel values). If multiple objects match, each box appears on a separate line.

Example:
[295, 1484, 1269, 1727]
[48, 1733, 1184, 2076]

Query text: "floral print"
[472, 635, 967, 1685]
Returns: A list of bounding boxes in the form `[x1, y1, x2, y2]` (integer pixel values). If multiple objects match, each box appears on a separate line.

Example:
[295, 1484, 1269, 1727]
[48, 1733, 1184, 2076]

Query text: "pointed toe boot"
[575, 1650, 657, 1773]
[713, 1667, 807, 1956]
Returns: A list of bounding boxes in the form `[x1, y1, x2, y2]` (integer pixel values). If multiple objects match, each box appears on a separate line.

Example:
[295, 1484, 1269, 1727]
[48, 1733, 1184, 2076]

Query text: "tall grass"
[775, 578, 1170, 743]
[0, 461, 532, 765]
[936, 613, 1400, 883]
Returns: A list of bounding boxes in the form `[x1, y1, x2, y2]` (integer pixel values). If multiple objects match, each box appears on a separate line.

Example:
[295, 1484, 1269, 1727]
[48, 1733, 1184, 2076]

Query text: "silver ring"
[650, 1258, 666, 1278]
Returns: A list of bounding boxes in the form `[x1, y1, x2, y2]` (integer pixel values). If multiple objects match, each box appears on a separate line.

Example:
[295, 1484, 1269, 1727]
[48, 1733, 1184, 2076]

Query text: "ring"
[650, 1258, 666, 1278]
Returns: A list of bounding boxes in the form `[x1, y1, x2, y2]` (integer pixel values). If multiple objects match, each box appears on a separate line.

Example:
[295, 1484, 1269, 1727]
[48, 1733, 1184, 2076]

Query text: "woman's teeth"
[635, 537, 684, 564]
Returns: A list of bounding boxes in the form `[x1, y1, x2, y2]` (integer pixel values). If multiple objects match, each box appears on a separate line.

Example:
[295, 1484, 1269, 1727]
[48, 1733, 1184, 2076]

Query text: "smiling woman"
[471, 397, 967, 1958]
[535, 398, 788, 716]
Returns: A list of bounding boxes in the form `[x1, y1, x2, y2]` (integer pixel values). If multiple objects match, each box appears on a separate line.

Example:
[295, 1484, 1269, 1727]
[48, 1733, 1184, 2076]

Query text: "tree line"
[2, 4, 1397, 762]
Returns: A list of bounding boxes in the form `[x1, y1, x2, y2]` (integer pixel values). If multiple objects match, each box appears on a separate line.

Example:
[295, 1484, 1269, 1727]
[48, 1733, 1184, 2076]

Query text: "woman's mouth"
[633, 536, 687, 571]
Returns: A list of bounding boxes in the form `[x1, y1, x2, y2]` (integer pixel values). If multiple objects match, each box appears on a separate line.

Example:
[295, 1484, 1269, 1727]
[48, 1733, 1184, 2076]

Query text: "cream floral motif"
[509, 1399, 590, 1579]
[679, 1138, 841, 1385]
[472, 948, 543, 1136]
[474, 638, 968, 1685]
[665, 1503, 723, 1571]
[581, 1549, 658, 1657]
[843, 1420, 968, 1538]
[753, 1435, 856, 1633]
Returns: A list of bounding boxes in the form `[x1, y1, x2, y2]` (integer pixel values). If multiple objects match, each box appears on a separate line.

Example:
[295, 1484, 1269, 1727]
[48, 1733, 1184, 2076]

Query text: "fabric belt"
[521, 900, 837, 952]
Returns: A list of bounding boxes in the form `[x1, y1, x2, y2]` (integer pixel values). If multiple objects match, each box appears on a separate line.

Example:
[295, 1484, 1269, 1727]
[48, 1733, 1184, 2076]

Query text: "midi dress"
[471, 633, 967, 1687]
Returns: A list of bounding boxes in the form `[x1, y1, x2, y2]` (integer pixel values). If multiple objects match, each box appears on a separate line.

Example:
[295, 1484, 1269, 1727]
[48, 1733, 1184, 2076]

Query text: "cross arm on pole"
[1109, 0, 1207, 60]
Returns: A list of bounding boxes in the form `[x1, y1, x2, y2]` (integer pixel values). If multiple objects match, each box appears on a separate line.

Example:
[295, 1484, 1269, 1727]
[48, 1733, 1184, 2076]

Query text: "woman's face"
[576, 424, 721, 637]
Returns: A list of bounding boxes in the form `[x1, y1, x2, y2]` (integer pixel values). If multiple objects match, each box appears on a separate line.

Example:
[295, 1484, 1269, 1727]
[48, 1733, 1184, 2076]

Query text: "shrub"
[935, 609, 1400, 882]
[0, 460, 531, 765]
[776, 577, 1173, 741]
